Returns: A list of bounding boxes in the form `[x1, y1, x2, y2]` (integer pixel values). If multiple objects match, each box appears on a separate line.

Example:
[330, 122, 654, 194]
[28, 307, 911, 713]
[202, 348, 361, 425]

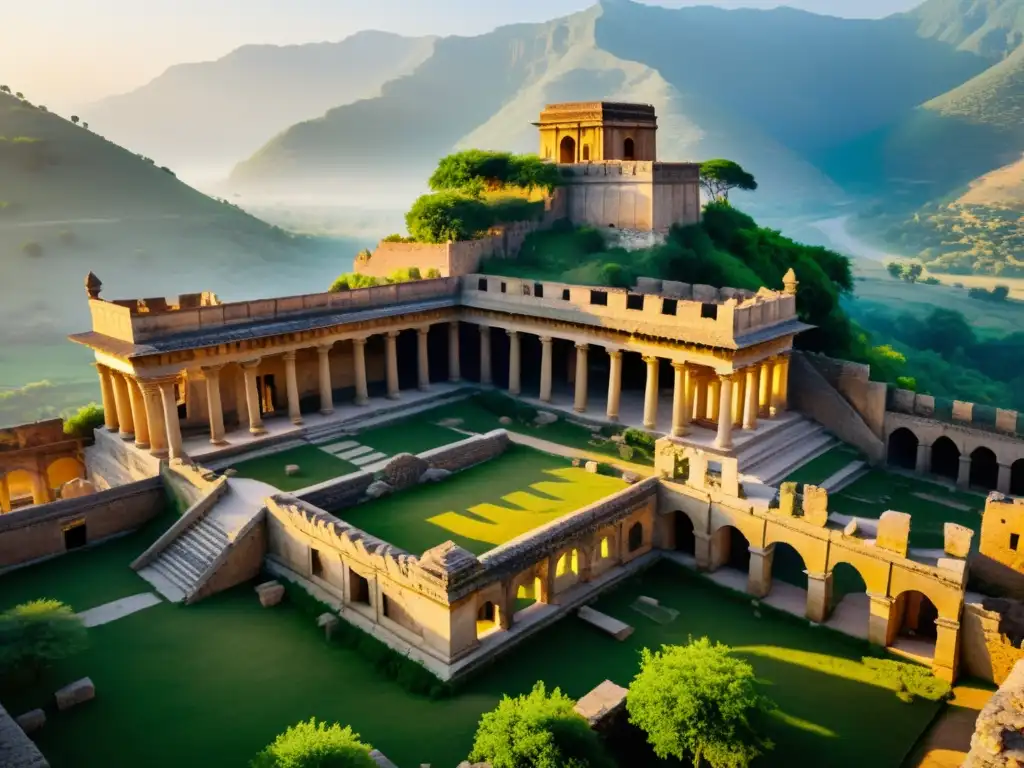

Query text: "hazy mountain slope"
[906, 0, 1024, 59]
[84, 31, 436, 175]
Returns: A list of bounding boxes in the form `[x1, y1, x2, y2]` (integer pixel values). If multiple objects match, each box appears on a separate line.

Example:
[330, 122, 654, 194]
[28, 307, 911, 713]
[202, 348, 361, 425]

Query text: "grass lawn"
[783, 445, 862, 487]
[355, 418, 465, 456]
[7, 557, 945, 768]
[229, 444, 357, 491]
[340, 443, 628, 555]
[831, 468, 985, 550]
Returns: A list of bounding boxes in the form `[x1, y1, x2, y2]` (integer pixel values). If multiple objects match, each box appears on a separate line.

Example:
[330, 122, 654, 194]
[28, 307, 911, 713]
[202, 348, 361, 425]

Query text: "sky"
[2, 0, 923, 111]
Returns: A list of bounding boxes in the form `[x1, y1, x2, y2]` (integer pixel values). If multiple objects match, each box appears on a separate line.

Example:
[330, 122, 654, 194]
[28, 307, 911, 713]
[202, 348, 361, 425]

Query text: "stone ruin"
[773, 483, 829, 527]
[381, 453, 429, 491]
[965, 658, 1024, 767]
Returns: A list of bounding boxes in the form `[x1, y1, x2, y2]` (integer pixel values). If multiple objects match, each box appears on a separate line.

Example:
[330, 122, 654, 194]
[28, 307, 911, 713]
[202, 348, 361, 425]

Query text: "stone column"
[671, 362, 688, 437]
[540, 337, 553, 403]
[999, 463, 1012, 495]
[778, 354, 791, 411]
[417, 327, 431, 391]
[732, 372, 746, 427]
[867, 593, 895, 647]
[279, 352, 302, 426]
[385, 332, 400, 399]
[31, 460, 50, 505]
[352, 338, 369, 405]
[0, 476, 10, 513]
[574, 343, 589, 413]
[507, 330, 521, 396]
[747, 546, 774, 598]
[933, 617, 960, 683]
[759, 359, 775, 418]
[111, 372, 134, 440]
[95, 363, 118, 432]
[607, 348, 623, 421]
[158, 378, 185, 460]
[805, 571, 833, 623]
[241, 360, 266, 436]
[915, 442, 932, 474]
[643, 355, 659, 430]
[140, 380, 167, 458]
[448, 322, 461, 382]
[957, 454, 971, 490]
[742, 367, 759, 430]
[693, 531, 712, 571]
[127, 377, 150, 449]
[709, 378, 722, 423]
[715, 375, 735, 450]
[317, 343, 335, 414]
[479, 326, 492, 385]
[693, 376, 708, 422]
[771, 357, 786, 416]
[202, 365, 227, 445]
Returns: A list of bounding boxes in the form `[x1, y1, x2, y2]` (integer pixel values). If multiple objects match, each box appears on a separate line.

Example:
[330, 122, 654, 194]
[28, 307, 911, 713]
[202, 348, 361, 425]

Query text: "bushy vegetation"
[699, 159, 758, 202]
[64, 402, 104, 440]
[382, 233, 415, 243]
[328, 267, 428, 293]
[429, 149, 561, 194]
[405, 192, 543, 244]
[626, 638, 775, 768]
[886, 262, 923, 282]
[468, 681, 613, 768]
[860, 658, 951, 704]
[0, 599, 88, 682]
[251, 719, 377, 768]
[968, 284, 1010, 302]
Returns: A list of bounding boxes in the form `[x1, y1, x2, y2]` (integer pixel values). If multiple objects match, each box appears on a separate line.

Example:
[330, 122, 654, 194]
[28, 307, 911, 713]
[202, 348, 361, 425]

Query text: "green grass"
[831, 468, 985, 550]
[340, 444, 628, 555]
[783, 445, 862, 487]
[356, 418, 465, 456]
[4, 557, 945, 768]
[229, 444, 357, 491]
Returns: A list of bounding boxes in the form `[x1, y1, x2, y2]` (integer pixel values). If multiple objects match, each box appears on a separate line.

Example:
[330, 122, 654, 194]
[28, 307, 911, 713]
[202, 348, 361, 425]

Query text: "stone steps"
[737, 418, 826, 471]
[741, 428, 838, 487]
[138, 517, 231, 604]
[304, 390, 469, 445]
[820, 460, 869, 493]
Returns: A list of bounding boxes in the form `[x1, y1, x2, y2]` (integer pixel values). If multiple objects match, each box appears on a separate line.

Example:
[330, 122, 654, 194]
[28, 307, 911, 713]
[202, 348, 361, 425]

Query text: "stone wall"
[296, 471, 376, 513]
[0, 701, 49, 768]
[0, 477, 163, 570]
[888, 387, 1021, 437]
[191, 512, 267, 603]
[801, 352, 887, 439]
[961, 599, 1024, 684]
[419, 430, 509, 472]
[86, 427, 161, 489]
[964, 658, 1024, 767]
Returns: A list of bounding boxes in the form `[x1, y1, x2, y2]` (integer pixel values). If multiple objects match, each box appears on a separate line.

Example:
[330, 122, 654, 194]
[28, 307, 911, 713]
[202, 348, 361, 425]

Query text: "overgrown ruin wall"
[964, 658, 1024, 767]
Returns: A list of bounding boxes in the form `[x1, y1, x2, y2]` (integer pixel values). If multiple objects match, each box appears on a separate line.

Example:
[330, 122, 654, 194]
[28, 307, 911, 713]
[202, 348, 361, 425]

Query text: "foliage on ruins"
[64, 402, 104, 440]
[468, 681, 614, 768]
[626, 638, 775, 768]
[698, 160, 758, 203]
[404, 191, 543, 244]
[860, 657, 952, 704]
[429, 150, 561, 195]
[329, 267, 439, 293]
[250, 719, 377, 768]
[0, 599, 88, 682]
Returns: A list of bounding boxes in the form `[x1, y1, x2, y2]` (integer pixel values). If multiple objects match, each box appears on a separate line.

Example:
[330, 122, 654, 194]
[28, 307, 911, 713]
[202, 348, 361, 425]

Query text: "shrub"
[860, 658, 951, 703]
[329, 272, 379, 292]
[381, 233, 414, 243]
[385, 266, 421, 284]
[64, 402, 104, 440]
[406, 191, 491, 243]
[251, 719, 376, 768]
[468, 681, 614, 768]
[429, 150, 561, 193]
[617, 443, 635, 461]
[425, 267, 442, 279]
[0, 599, 88, 682]
[622, 428, 656, 452]
[21, 241, 42, 257]
[922, 277, 940, 285]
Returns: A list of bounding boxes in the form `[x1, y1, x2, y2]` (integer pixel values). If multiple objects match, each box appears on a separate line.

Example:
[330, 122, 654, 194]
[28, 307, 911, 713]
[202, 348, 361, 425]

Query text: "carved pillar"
[203, 365, 227, 445]
[507, 330, 521, 396]
[642, 355, 659, 429]
[715, 374, 735, 450]
[158, 378, 185, 460]
[94, 363, 118, 431]
[479, 326, 492, 385]
[126, 377, 150, 449]
[539, 336, 553, 403]
[671, 362, 688, 437]
[731, 371, 745, 427]
[998, 464, 1012, 495]
[957, 455, 971, 490]
[574, 343, 589, 413]
[448, 321, 460, 382]
[747, 546, 774, 598]
[806, 571, 832, 623]
[693, 531, 711, 571]
[693, 375, 708, 422]
[31, 458, 50, 505]
[771, 356, 786, 416]
[241, 360, 266, 436]
[416, 327, 431, 392]
[140, 380, 167, 458]
[352, 338, 369, 405]
[933, 617, 961, 683]
[743, 367, 760, 431]
[607, 348, 622, 421]
[111, 372, 134, 440]
[385, 332, 400, 399]
[915, 442, 932, 474]
[0, 476, 9, 513]
[867, 593, 895, 647]
[317, 343, 335, 414]
[278, 352, 301, 426]
[759, 359, 775, 418]
[709, 378, 722, 423]
[778, 353, 791, 411]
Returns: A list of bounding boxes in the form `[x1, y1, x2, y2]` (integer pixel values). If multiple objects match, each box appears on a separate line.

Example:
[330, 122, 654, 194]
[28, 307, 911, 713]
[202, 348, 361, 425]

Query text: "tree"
[429, 150, 560, 194]
[64, 403, 104, 440]
[992, 284, 1010, 301]
[329, 272, 379, 292]
[626, 638, 775, 768]
[70, 115, 80, 125]
[82, 122, 89, 130]
[698, 159, 758, 203]
[0, 600, 88, 682]
[904, 263, 923, 283]
[405, 191, 492, 243]
[15, 91, 23, 99]
[886, 262, 905, 280]
[911, 307, 976, 357]
[468, 681, 614, 768]
[251, 719, 376, 768]
[0, 85, 9, 94]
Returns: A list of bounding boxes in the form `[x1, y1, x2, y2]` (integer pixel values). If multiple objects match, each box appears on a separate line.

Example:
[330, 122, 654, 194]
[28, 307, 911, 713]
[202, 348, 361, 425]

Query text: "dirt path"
[912, 685, 991, 767]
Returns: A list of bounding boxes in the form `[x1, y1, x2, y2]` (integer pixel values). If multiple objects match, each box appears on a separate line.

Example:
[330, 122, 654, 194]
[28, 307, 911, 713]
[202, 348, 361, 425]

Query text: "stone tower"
[534, 102, 658, 164]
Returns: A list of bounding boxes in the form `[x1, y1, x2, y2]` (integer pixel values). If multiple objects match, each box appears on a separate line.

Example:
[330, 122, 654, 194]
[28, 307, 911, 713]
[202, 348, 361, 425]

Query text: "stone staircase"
[820, 460, 869, 493]
[139, 517, 231, 603]
[737, 417, 838, 486]
[304, 389, 469, 446]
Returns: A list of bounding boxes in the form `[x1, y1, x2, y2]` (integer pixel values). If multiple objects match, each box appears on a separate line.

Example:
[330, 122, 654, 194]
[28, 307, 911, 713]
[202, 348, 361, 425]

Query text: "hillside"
[906, 0, 1024, 59]
[84, 31, 436, 178]
[230, 0, 988, 217]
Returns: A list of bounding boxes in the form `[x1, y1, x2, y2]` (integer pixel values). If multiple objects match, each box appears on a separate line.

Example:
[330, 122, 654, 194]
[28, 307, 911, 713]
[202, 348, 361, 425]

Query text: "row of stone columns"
[96, 364, 182, 461]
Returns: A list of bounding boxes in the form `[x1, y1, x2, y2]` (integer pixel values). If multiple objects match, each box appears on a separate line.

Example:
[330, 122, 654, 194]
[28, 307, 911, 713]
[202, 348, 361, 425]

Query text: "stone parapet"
[887, 387, 1021, 438]
[0, 701, 49, 768]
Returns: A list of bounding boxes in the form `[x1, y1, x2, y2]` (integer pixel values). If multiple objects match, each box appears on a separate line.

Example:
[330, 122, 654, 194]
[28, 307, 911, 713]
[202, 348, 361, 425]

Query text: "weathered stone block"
[15, 709, 45, 734]
[802, 485, 829, 527]
[945, 522, 974, 558]
[635, 277, 662, 294]
[382, 453, 429, 490]
[621, 471, 640, 484]
[843, 519, 858, 537]
[952, 400, 974, 423]
[419, 467, 451, 484]
[585, 461, 599, 474]
[222, 468, 238, 477]
[255, 580, 285, 607]
[498, 416, 513, 425]
[366, 480, 393, 499]
[534, 411, 558, 426]
[914, 394, 935, 418]
[778, 482, 798, 517]
[876, 511, 912, 557]
[285, 464, 300, 477]
[317, 612, 339, 640]
[997, 408, 1019, 434]
[55, 677, 95, 710]
[573, 679, 628, 729]
[59, 477, 95, 500]
[891, 388, 915, 414]
[661, 280, 692, 299]
[692, 284, 719, 302]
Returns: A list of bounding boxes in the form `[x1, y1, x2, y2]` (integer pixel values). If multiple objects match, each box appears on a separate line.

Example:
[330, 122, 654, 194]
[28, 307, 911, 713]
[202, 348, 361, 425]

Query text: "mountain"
[906, 0, 1024, 59]
[83, 31, 436, 178]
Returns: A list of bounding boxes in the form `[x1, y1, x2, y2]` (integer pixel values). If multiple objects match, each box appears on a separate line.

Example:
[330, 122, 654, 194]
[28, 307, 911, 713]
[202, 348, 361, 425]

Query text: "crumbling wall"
[420, 430, 510, 473]
[0, 701, 49, 767]
[964, 659, 1024, 767]
[962, 600, 1024, 684]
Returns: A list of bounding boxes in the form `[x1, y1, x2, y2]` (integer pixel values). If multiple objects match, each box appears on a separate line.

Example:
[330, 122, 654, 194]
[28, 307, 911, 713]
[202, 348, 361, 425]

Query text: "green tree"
[903, 263, 923, 283]
[468, 681, 614, 768]
[0, 600, 88, 682]
[251, 719, 376, 768]
[886, 262, 905, 280]
[64, 403, 104, 440]
[911, 307, 976, 357]
[429, 150, 560, 194]
[627, 638, 775, 768]
[991, 284, 1010, 301]
[405, 192, 492, 243]
[698, 159, 758, 203]
[15, 91, 23, 99]
[329, 272, 379, 292]
[70, 115, 80, 125]
[0, 85, 9, 94]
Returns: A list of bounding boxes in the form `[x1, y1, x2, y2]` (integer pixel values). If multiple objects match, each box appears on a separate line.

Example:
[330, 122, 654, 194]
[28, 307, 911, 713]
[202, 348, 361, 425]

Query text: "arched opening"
[887, 428, 919, 470]
[770, 542, 808, 590]
[628, 522, 644, 552]
[582, 144, 591, 161]
[1012, 459, 1024, 496]
[5, 469, 35, 510]
[47, 457, 84, 496]
[514, 576, 543, 614]
[713, 525, 750, 573]
[674, 511, 695, 556]
[827, 562, 869, 636]
[892, 590, 938, 660]
[623, 137, 635, 160]
[476, 600, 501, 638]
[559, 136, 576, 164]
[556, 550, 579, 577]
[970, 446, 999, 491]
[930, 436, 960, 481]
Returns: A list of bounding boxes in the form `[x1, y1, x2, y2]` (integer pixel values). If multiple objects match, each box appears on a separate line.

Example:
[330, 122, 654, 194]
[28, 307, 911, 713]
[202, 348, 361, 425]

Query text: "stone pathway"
[913, 492, 975, 512]
[913, 685, 991, 768]
[319, 439, 389, 471]
[77, 593, 162, 628]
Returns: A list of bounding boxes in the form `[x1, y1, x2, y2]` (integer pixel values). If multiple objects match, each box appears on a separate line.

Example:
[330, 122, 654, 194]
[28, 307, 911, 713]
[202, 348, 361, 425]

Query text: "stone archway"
[827, 562, 869, 638]
[887, 427, 918, 470]
[970, 446, 999, 491]
[559, 135, 576, 164]
[1012, 459, 1024, 496]
[931, 436, 960, 481]
[627, 522, 644, 553]
[714, 524, 751, 573]
[624, 137, 635, 160]
[46, 456, 84, 495]
[891, 590, 939, 661]
[674, 511, 696, 555]
[476, 601, 501, 638]
[4, 468, 36, 510]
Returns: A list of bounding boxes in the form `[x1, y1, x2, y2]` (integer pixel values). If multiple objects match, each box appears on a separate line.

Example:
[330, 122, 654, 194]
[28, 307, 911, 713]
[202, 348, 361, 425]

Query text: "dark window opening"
[349, 570, 370, 605]
[63, 521, 87, 551]
[521, 283, 532, 296]
[500, 282, 507, 294]
[534, 283, 544, 298]
[626, 294, 644, 311]
[382, 594, 392, 617]
[590, 290, 608, 306]
[701, 303, 718, 320]
[311, 547, 323, 577]
[1012, 533, 1020, 551]
[628, 522, 644, 552]
[478, 601, 496, 622]
[624, 138, 635, 160]
[561, 289, 571, 301]
[477, 278, 488, 291]
[662, 298, 678, 316]
[608, 223, 616, 228]
[582, 145, 591, 161]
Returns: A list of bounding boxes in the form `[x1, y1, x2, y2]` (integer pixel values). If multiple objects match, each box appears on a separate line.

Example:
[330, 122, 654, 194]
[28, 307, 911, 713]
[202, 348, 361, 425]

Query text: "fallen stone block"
[499, 416, 513, 425]
[419, 467, 451, 484]
[222, 468, 238, 477]
[317, 612, 339, 641]
[585, 461, 599, 474]
[534, 411, 558, 426]
[574, 679, 628, 728]
[55, 677, 95, 710]
[59, 477, 96, 500]
[285, 464, 300, 477]
[369, 749, 399, 768]
[945, 522, 974, 558]
[15, 708, 45, 734]
[637, 596, 659, 606]
[843, 520, 858, 537]
[621, 471, 640, 484]
[577, 606, 633, 641]
[366, 480, 394, 499]
[255, 580, 285, 608]
[382, 453, 428, 490]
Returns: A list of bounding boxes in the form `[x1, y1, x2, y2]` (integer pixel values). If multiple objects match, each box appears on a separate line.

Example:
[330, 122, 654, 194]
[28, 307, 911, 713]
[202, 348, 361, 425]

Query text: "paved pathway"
[77, 593, 161, 628]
